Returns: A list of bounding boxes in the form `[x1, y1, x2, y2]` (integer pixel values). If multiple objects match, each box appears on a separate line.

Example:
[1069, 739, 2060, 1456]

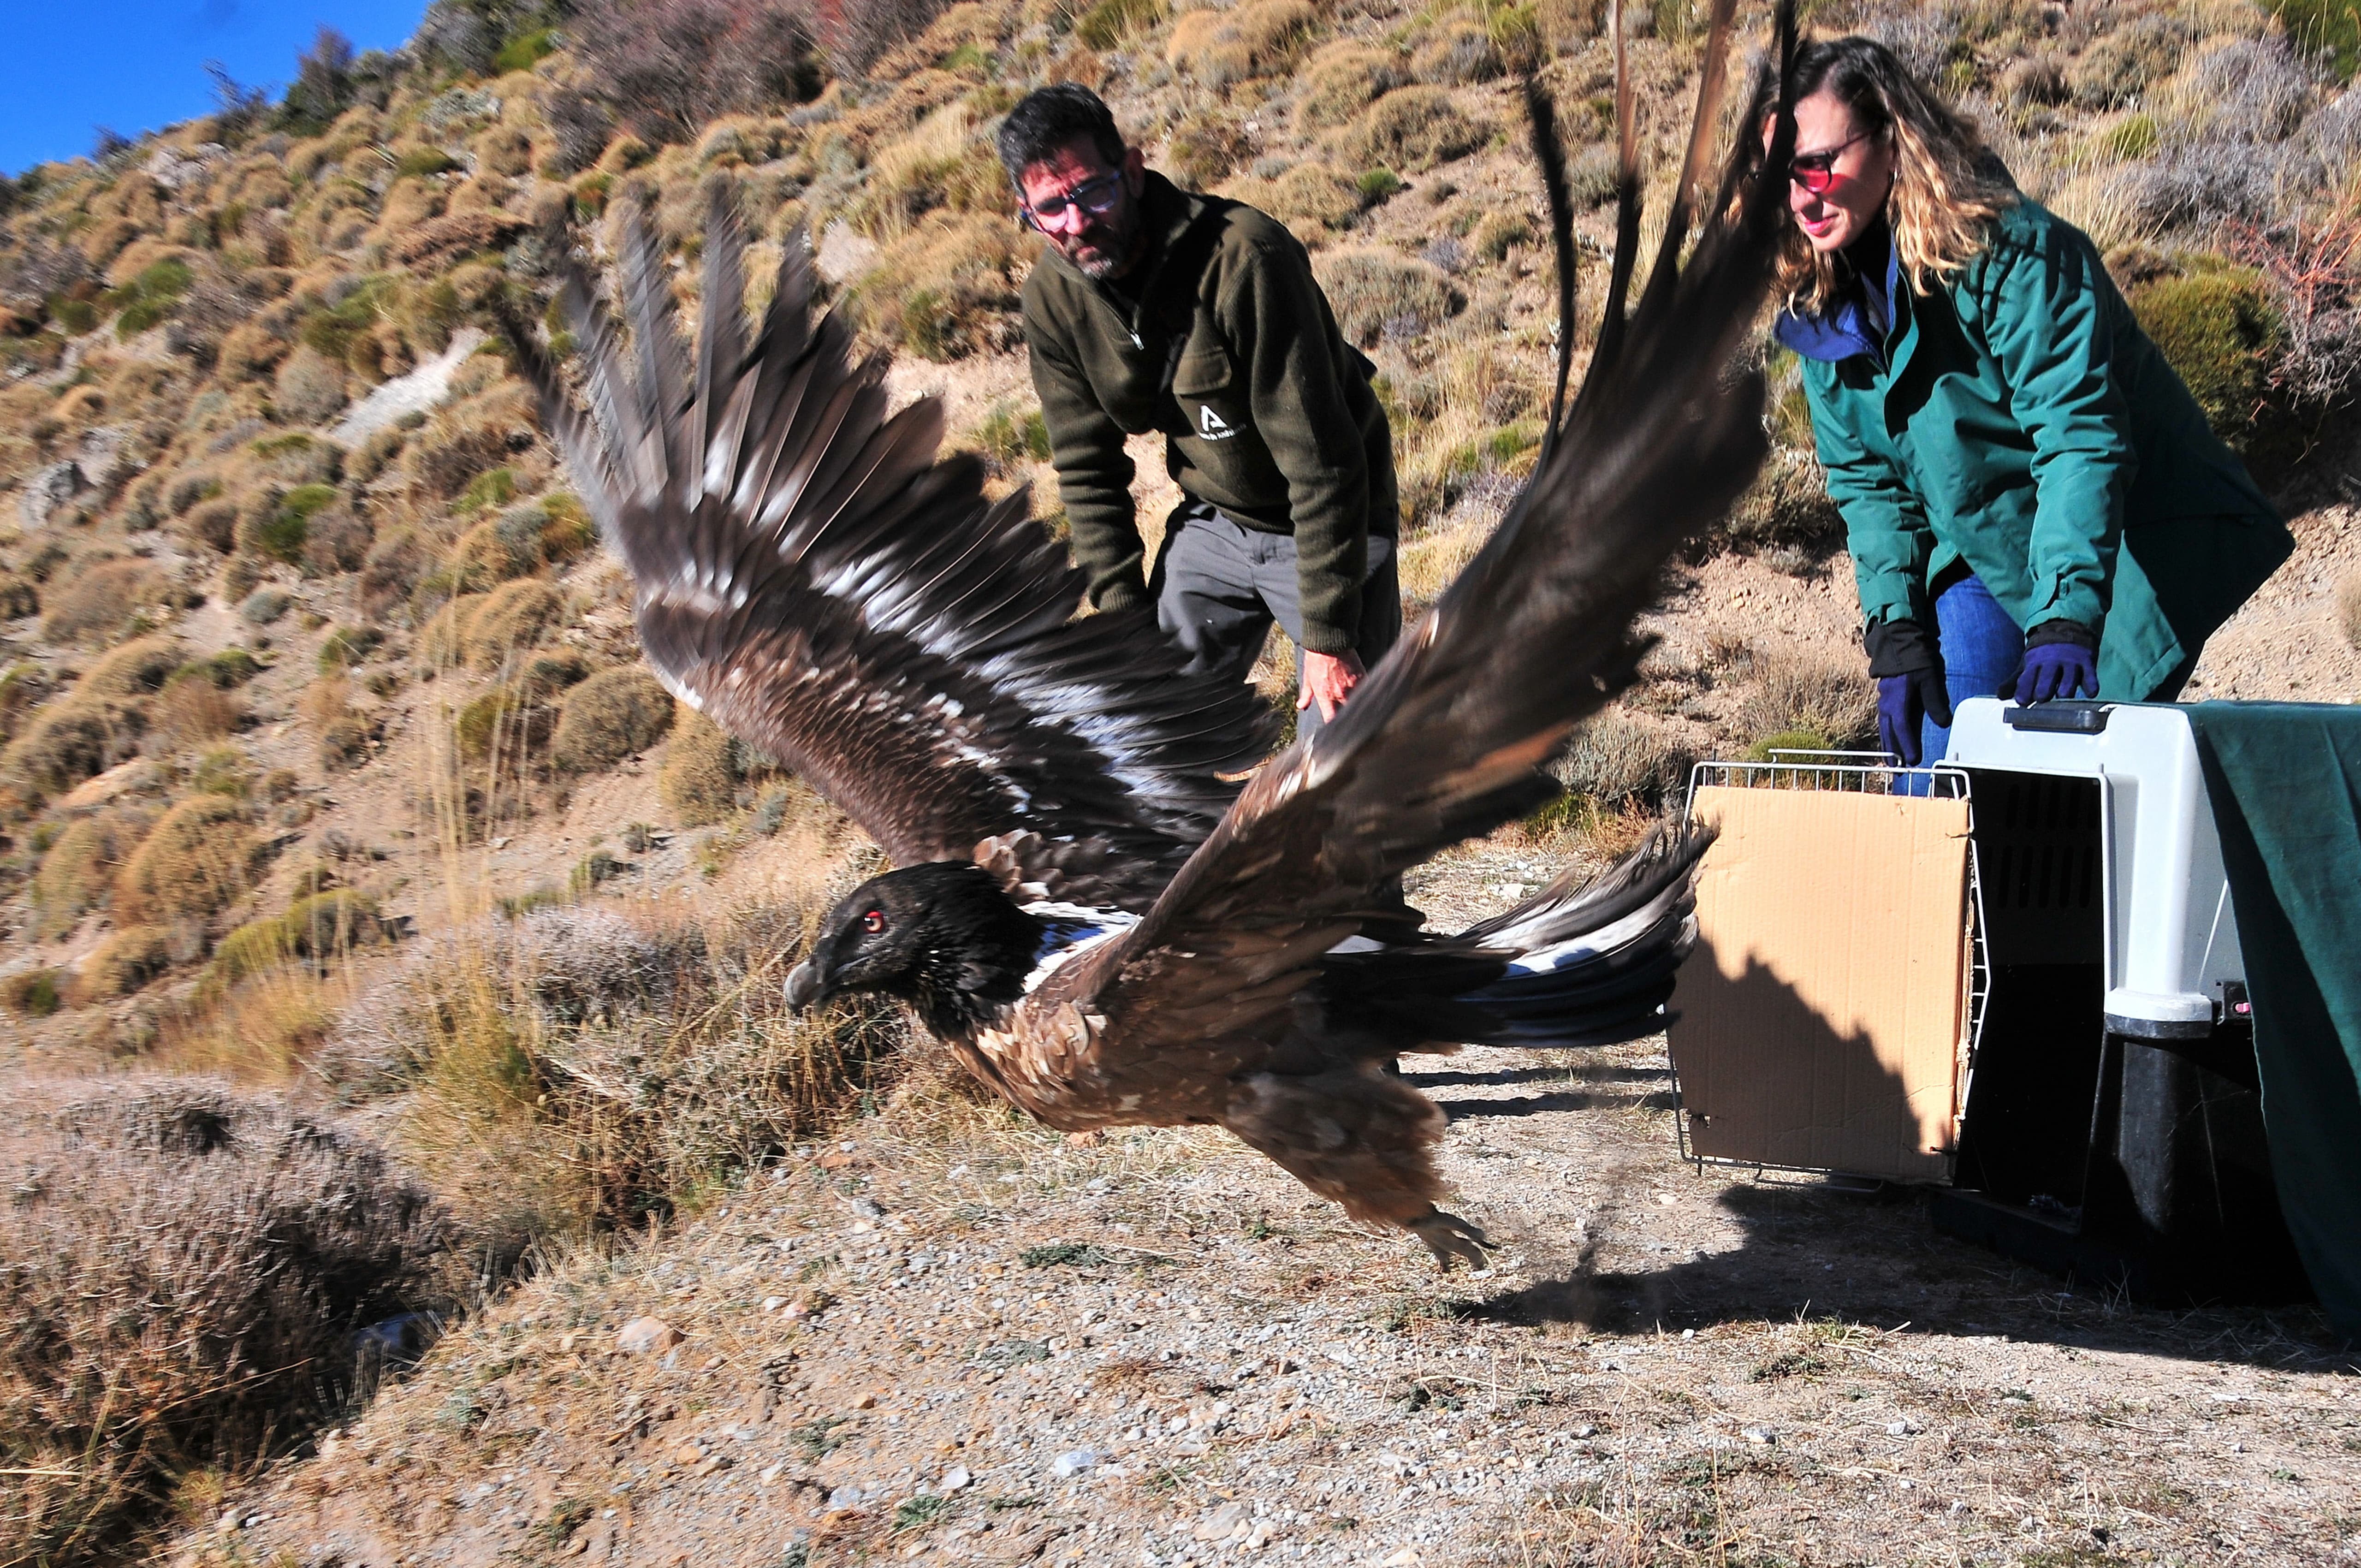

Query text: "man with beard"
[998, 84, 1400, 738]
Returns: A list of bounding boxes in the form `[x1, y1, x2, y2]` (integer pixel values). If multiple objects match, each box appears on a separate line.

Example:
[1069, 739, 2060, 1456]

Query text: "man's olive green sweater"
[1021, 172, 1398, 654]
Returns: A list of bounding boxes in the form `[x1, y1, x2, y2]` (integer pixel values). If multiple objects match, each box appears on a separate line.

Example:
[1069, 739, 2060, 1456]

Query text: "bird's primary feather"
[500, 0, 1797, 1266]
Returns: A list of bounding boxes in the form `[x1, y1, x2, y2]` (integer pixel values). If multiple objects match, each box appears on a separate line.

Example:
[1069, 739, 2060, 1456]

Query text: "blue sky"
[2, 0, 428, 176]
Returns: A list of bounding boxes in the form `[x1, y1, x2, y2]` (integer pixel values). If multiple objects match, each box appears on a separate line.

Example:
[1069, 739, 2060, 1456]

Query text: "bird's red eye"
[861, 909, 885, 934]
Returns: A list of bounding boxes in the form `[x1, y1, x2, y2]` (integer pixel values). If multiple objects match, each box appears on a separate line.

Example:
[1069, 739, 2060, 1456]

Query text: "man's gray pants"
[1147, 504, 1401, 743]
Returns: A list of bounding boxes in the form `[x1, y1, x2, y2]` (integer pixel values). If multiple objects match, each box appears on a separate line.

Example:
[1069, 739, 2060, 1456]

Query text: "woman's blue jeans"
[1900, 571, 2023, 792]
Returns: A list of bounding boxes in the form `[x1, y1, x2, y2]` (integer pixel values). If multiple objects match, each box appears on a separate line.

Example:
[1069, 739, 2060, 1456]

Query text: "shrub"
[0, 1079, 453, 1565]
[1298, 45, 1409, 130]
[272, 345, 349, 424]
[1553, 712, 1694, 811]
[319, 713, 380, 772]
[1166, 0, 1316, 87]
[846, 210, 1027, 362]
[1258, 162, 1366, 236]
[191, 744, 251, 799]
[1315, 247, 1463, 345]
[361, 526, 432, 619]
[2069, 13, 2192, 108]
[452, 508, 548, 589]
[462, 578, 567, 667]
[2271, 0, 2361, 81]
[241, 586, 293, 624]
[2130, 263, 2289, 458]
[0, 570, 40, 619]
[1734, 653, 1876, 752]
[31, 807, 153, 940]
[183, 498, 238, 553]
[1, 969, 63, 1016]
[552, 667, 676, 772]
[1164, 113, 1251, 189]
[455, 683, 554, 762]
[239, 482, 342, 564]
[0, 636, 178, 805]
[113, 794, 255, 927]
[42, 559, 161, 646]
[213, 890, 386, 985]
[150, 668, 245, 751]
[1412, 18, 1503, 85]
[1472, 209, 1537, 261]
[318, 625, 384, 671]
[1342, 88, 1485, 173]
[72, 924, 172, 999]
[300, 499, 373, 577]
[659, 708, 746, 823]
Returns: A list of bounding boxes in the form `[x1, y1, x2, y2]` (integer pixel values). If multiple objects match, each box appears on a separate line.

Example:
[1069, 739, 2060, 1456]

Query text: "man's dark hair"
[996, 84, 1127, 184]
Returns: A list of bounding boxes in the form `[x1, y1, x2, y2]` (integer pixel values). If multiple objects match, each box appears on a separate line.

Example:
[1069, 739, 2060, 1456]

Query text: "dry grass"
[149, 669, 244, 753]
[844, 210, 1030, 362]
[1296, 43, 1409, 131]
[459, 578, 568, 668]
[1315, 247, 1463, 346]
[1732, 650, 1877, 753]
[0, 1077, 456, 1568]
[1339, 86, 1488, 173]
[2340, 571, 2361, 649]
[70, 923, 173, 1001]
[0, 636, 179, 806]
[1225, 162, 1364, 238]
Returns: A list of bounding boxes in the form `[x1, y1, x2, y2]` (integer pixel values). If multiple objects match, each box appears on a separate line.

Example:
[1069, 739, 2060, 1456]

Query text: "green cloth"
[1022, 172, 1397, 653]
[2187, 702, 2361, 1343]
[1799, 198, 2292, 698]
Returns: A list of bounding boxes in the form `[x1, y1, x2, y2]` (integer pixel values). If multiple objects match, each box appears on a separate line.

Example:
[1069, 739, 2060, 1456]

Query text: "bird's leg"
[1407, 1207, 1494, 1272]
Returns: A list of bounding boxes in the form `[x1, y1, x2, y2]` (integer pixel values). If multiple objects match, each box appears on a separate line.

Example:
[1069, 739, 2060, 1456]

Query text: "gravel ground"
[189, 1022, 2359, 1568]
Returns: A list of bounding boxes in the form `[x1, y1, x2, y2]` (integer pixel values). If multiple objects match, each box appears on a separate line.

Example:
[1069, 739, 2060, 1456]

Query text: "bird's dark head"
[785, 861, 1043, 1037]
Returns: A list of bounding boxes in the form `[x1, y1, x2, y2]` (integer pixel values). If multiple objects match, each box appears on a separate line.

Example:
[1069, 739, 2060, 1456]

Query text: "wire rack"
[1670, 749, 1992, 1182]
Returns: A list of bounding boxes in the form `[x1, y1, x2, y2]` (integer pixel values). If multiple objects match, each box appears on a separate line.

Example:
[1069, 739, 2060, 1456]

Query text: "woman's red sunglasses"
[1789, 129, 1875, 194]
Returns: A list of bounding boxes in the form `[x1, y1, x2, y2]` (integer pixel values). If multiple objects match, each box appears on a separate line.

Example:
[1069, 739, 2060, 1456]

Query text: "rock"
[1379, 1549, 1422, 1567]
[672, 1442, 707, 1466]
[19, 462, 84, 529]
[940, 1465, 971, 1493]
[853, 1390, 878, 1410]
[827, 1484, 866, 1511]
[617, 1317, 683, 1354]
[1742, 1426, 1777, 1446]
[1194, 1502, 1250, 1542]
[1570, 1424, 1598, 1439]
[815, 222, 879, 285]
[1888, 1419, 1917, 1436]
[1244, 1521, 1276, 1548]
[1049, 1449, 1098, 1479]
[763, 1296, 788, 1313]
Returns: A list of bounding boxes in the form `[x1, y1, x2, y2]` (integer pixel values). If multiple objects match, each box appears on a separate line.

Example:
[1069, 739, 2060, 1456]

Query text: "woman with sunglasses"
[1773, 36, 2290, 766]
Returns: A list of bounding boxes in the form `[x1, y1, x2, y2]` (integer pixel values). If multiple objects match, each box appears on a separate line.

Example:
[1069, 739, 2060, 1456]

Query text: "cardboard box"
[1667, 785, 1974, 1182]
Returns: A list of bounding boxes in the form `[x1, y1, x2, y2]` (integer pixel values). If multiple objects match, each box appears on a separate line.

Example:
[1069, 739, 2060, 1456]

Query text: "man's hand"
[1297, 649, 1366, 724]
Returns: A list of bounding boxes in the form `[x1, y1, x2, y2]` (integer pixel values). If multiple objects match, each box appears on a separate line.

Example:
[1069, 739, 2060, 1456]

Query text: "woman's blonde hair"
[1778, 36, 2018, 314]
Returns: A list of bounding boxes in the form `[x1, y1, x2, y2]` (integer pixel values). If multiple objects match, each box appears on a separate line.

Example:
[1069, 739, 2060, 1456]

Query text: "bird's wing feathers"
[1080, 0, 1796, 1032]
[500, 188, 1275, 907]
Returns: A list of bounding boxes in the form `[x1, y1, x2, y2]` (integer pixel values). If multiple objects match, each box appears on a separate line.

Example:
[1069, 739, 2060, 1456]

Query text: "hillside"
[2, 0, 2360, 1561]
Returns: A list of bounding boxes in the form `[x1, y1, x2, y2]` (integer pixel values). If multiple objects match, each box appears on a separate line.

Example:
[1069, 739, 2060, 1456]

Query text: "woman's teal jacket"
[1785, 198, 2291, 699]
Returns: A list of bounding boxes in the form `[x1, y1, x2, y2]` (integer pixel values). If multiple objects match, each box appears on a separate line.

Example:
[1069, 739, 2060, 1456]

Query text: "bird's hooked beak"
[784, 956, 830, 1011]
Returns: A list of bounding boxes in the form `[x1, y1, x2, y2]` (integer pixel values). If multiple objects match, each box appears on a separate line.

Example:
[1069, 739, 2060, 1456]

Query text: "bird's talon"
[1408, 1209, 1495, 1272]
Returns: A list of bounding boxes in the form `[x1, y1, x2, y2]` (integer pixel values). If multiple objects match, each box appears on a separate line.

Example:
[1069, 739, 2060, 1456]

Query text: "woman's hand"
[1877, 668, 1953, 766]
[2009, 625, 2099, 703]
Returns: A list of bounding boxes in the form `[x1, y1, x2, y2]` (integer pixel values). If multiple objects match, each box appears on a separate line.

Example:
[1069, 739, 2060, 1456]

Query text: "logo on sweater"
[1197, 404, 1236, 440]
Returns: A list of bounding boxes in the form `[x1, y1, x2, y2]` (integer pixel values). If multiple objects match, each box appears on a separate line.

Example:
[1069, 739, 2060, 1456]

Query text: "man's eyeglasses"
[1788, 129, 1875, 194]
[1023, 173, 1124, 231]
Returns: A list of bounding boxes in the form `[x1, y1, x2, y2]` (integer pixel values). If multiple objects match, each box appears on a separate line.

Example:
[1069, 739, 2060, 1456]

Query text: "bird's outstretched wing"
[498, 195, 1275, 909]
[1074, 0, 1797, 1032]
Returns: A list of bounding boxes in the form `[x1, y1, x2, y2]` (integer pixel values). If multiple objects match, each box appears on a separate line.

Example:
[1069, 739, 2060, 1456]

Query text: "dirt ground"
[186, 854, 2361, 1568]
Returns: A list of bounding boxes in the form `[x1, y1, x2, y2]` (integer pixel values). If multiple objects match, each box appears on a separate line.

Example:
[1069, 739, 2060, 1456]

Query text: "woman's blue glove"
[1864, 618, 1952, 767]
[2009, 621, 2099, 703]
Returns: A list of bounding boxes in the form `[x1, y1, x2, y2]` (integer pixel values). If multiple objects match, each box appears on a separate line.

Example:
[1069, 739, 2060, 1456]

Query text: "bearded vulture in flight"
[500, 0, 1797, 1269]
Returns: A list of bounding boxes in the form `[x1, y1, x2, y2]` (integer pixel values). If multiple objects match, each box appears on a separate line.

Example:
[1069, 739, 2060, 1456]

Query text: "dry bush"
[2340, 573, 2361, 649]
[271, 344, 349, 424]
[570, 0, 820, 145]
[2130, 261, 2295, 461]
[1718, 445, 1845, 553]
[455, 682, 556, 763]
[0, 1077, 454, 1566]
[1164, 113, 1250, 189]
[70, 923, 172, 1001]
[552, 666, 677, 772]
[150, 668, 245, 752]
[1297, 44, 1409, 130]
[323, 902, 909, 1238]
[1471, 208, 1537, 261]
[1315, 247, 1463, 345]
[1552, 711, 1695, 812]
[461, 578, 567, 667]
[1341, 87, 1486, 172]
[1412, 18, 1503, 85]
[361, 524, 433, 620]
[212, 890, 387, 987]
[31, 807, 153, 940]
[2069, 12, 2194, 108]
[1734, 652, 1876, 752]
[659, 707, 753, 823]
[113, 793, 255, 927]
[0, 570, 38, 620]
[1167, 0, 1317, 88]
[41, 558, 162, 646]
[1229, 162, 1363, 237]
[845, 210, 1029, 361]
[0, 636, 178, 805]
[846, 103, 1009, 241]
